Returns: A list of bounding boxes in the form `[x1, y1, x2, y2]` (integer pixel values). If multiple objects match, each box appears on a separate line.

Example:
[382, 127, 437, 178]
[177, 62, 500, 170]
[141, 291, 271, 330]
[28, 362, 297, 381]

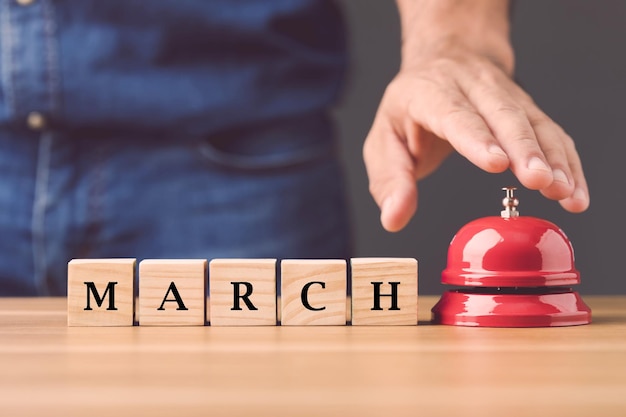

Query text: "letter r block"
[138, 259, 207, 326]
[67, 259, 136, 326]
[281, 260, 347, 326]
[351, 258, 418, 326]
[209, 259, 277, 326]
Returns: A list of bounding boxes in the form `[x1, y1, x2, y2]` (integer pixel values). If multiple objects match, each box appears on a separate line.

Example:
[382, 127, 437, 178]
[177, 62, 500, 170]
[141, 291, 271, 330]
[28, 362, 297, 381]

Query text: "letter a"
[157, 282, 189, 311]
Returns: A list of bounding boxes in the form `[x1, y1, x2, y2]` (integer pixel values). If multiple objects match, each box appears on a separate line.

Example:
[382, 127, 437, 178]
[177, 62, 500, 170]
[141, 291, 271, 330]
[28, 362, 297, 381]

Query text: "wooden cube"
[209, 259, 277, 326]
[67, 259, 136, 326]
[138, 259, 207, 326]
[281, 259, 346, 326]
[351, 258, 418, 326]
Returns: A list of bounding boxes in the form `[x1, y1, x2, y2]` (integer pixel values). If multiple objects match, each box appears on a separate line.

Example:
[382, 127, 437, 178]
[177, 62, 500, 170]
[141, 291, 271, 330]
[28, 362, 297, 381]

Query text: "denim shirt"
[0, 0, 347, 138]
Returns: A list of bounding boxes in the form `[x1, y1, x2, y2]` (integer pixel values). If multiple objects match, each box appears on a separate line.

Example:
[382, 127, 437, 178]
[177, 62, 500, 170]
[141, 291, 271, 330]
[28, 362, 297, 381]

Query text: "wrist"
[397, 0, 514, 74]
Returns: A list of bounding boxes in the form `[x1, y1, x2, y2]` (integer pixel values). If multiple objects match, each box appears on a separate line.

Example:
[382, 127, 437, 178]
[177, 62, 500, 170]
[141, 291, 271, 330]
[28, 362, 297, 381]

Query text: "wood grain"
[281, 259, 347, 325]
[208, 259, 277, 326]
[138, 259, 207, 326]
[67, 258, 136, 327]
[351, 258, 418, 325]
[0, 296, 625, 416]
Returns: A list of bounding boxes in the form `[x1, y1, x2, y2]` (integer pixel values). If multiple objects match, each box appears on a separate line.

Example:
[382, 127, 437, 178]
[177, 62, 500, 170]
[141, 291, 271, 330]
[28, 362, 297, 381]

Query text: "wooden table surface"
[1, 296, 625, 417]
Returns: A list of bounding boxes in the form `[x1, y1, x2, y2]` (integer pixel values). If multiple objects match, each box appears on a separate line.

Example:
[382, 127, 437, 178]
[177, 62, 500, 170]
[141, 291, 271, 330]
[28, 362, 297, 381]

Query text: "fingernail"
[380, 196, 395, 230]
[573, 188, 587, 201]
[488, 145, 507, 158]
[382, 196, 394, 214]
[552, 169, 569, 185]
[527, 157, 551, 173]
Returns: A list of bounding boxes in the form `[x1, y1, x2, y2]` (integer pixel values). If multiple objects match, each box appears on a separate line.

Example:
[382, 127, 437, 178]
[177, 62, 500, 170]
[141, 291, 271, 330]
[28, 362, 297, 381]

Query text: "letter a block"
[351, 258, 418, 326]
[67, 259, 136, 326]
[281, 260, 347, 325]
[139, 259, 207, 326]
[209, 259, 277, 326]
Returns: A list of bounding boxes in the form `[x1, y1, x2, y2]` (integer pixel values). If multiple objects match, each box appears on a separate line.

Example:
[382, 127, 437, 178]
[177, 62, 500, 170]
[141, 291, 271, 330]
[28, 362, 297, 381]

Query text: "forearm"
[396, 0, 514, 73]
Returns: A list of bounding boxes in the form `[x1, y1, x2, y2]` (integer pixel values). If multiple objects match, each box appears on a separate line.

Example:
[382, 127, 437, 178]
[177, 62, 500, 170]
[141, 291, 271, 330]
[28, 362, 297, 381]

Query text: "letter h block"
[351, 258, 418, 325]
[67, 259, 136, 326]
[209, 259, 277, 326]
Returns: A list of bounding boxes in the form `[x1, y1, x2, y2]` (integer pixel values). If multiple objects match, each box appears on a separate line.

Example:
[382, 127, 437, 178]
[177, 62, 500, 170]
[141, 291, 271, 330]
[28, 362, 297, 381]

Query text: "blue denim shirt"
[0, 0, 347, 137]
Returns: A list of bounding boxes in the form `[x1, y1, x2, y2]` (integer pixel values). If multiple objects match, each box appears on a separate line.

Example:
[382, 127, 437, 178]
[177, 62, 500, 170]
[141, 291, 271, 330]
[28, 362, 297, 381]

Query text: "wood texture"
[351, 258, 418, 325]
[281, 259, 347, 325]
[209, 259, 277, 326]
[138, 259, 207, 326]
[67, 258, 136, 326]
[1, 296, 624, 417]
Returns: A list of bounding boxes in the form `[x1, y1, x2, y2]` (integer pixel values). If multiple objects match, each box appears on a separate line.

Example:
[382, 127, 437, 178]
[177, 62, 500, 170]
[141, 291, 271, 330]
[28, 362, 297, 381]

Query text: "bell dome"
[442, 215, 579, 287]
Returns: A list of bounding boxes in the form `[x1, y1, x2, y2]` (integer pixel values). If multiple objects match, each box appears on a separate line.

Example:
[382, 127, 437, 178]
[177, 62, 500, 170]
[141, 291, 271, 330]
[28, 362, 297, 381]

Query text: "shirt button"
[27, 112, 47, 131]
[16, 0, 35, 5]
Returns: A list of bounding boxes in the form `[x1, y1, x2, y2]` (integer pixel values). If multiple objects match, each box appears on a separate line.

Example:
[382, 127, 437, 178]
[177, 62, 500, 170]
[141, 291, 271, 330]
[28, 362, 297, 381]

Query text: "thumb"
[363, 128, 418, 232]
[379, 177, 418, 232]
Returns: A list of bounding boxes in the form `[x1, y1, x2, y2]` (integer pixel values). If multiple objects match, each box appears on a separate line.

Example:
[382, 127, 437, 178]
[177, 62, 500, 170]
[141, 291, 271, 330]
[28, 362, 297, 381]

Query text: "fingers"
[364, 58, 590, 234]
[406, 80, 510, 175]
[549, 127, 590, 212]
[527, 112, 575, 199]
[380, 180, 418, 232]
[464, 83, 555, 190]
[363, 122, 418, 232]
[460, 71, 589, 210]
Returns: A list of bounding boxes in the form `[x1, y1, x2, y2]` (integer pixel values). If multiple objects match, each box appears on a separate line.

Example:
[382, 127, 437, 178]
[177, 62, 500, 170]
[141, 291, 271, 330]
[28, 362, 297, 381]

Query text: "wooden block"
[351, 258, 418, 326]
[67, 259, 136, 327]
[281, 259, 346, 326]
[138, 259, 207, 326]
[209, 259, 277, 326]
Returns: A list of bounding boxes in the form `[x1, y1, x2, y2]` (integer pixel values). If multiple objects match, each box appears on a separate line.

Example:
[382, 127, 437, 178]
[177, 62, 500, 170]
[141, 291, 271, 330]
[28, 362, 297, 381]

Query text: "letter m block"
[67, 259, 136, 326]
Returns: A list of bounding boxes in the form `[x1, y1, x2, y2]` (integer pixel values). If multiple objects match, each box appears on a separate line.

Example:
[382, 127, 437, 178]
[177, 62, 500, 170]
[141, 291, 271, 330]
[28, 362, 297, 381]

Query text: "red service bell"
[431, 187, 591, 327]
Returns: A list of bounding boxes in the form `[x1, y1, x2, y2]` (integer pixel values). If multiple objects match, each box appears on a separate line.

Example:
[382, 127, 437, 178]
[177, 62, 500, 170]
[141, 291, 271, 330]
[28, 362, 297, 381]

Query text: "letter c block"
[281, 260, 347, 325]
[67, 258, 136, 326]
[209, 259, 277, 326]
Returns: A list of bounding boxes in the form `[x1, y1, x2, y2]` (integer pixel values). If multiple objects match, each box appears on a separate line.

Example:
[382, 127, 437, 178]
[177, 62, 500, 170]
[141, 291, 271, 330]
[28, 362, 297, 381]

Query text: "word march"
[67, 258, 418, 326]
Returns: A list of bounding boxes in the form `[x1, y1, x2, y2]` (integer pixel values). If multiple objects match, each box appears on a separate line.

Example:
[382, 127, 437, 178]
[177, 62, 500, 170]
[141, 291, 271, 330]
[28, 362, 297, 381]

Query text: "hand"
[363, 42, 589, 232]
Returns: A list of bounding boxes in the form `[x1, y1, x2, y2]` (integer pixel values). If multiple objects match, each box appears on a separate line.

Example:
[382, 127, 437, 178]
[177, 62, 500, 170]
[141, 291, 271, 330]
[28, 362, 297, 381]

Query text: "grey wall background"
[334, 1, 625, 295]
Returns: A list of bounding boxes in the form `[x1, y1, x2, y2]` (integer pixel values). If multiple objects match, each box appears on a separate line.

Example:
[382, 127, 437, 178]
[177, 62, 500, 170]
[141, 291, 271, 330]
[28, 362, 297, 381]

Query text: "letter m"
[84, 281, 118, 311]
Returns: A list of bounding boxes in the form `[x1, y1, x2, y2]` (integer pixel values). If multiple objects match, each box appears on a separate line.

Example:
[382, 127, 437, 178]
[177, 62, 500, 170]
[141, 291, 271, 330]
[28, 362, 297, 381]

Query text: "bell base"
[431, 288, 592, 327]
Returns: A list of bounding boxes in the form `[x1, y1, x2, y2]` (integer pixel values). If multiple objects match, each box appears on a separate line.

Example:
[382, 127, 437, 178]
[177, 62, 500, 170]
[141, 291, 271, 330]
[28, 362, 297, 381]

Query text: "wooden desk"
[1, 296, 625, 417]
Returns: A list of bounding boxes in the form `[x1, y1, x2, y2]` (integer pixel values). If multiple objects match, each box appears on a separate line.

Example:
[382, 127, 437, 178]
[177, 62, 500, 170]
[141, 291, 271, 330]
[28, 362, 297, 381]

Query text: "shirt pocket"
[196, 111, 338, 173]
